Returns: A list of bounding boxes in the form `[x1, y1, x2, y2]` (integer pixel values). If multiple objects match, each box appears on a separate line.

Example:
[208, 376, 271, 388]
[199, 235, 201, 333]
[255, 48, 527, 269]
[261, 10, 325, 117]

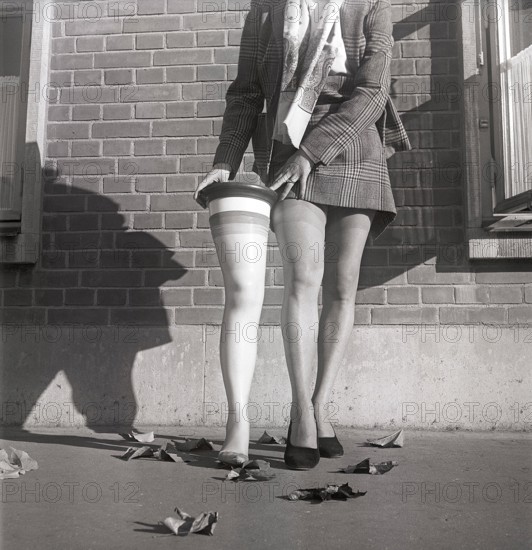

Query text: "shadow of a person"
[1, 179, 187, 446]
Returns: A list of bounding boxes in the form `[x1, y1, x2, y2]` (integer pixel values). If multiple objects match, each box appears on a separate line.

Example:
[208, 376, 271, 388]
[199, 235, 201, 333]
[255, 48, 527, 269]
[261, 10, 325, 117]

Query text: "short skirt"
[265, 102, 397, 242]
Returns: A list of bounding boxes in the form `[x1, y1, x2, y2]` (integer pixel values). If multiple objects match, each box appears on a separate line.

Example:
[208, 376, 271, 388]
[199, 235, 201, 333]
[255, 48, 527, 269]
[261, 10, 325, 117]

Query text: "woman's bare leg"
[312, 207, 375, 437]
[215, 232, 268, 456]
[271, 199, 327, 448]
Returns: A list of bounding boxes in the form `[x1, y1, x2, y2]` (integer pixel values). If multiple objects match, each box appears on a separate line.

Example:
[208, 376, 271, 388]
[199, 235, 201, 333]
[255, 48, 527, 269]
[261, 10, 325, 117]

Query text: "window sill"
[0, 231, 40, 263]
[466, 228, 532, 259]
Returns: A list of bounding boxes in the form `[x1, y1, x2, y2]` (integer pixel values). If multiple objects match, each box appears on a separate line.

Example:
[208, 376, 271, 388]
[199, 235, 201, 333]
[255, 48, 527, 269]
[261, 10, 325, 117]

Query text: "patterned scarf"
[273, 0, 345, 147]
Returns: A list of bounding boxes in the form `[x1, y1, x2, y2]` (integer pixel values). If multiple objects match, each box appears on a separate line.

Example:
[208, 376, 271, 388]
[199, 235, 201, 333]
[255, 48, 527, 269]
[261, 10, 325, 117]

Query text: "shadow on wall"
[1, 162, 188, 435]
[375, 2, 468, 271]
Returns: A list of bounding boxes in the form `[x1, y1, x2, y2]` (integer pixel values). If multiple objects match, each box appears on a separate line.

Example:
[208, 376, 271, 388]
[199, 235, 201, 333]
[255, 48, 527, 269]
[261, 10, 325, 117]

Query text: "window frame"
[460, 0, 532, 259]
[0, 0, 51, 263]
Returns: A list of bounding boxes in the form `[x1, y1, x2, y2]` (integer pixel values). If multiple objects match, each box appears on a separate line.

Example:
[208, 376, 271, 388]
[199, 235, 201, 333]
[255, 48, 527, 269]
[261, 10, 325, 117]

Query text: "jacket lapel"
[269, 0, 287, 48]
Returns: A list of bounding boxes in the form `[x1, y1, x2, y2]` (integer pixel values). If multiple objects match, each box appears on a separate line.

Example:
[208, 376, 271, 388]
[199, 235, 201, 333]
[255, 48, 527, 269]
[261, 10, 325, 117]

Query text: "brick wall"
[2, 0, 532, 329]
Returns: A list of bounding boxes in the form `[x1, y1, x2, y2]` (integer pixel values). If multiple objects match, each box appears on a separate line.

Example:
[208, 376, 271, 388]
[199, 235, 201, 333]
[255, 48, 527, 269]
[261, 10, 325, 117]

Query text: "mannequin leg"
[214, 231, 268, 456]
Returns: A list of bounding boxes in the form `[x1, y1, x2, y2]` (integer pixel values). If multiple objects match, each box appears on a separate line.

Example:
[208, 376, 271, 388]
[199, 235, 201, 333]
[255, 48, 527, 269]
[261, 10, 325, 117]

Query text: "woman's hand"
[270, 150, 315, 200]
[194, 163, 232, 203]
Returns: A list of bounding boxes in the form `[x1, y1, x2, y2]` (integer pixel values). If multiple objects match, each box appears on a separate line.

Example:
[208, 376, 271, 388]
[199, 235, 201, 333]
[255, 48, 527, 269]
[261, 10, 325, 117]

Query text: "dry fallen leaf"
[340, 458, 398, 475]
[0, 460, 22, 480]
[366, 429, 404, 448]
[288, 483, 367, 502]
[189, 511, 218, 535]
[120, 446, 154, 461]
[120, 441, 197, 463]
[119, 431, 155, 443]
[370, 461, 397, 475]
[172, 438, 214, 452]
[163, 508, 218, 536]
[0, 448, 38, 479]
[0, 460, 17, 472]
[163, 516, 190, 536]
[154, 441, 196, 463]
[9, 447, 39, 471]
[225, 459, 275, 482]
[0, 470, 22, 479]
[257, 431, 286, 445]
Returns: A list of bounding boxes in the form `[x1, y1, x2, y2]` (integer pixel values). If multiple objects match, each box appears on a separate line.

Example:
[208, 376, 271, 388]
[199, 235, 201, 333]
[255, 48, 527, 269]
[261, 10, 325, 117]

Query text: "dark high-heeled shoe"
[317, 424, 344, 458]
[284, 421, 320, 470]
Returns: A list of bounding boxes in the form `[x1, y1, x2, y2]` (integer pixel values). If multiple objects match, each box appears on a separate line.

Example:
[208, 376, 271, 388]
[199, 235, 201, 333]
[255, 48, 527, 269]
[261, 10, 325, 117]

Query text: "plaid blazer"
[213, 0, 412, 181]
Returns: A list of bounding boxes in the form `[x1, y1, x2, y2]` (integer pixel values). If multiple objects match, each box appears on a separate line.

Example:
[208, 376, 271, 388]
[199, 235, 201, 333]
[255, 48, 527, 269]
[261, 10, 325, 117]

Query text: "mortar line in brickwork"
[202, 323, 207, 424]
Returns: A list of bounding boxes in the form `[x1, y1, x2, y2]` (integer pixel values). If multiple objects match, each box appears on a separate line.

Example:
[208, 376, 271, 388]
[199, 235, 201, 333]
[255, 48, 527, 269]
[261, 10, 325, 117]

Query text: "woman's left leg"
[270, 198, 327, 449]
[312, 206, 375, 437]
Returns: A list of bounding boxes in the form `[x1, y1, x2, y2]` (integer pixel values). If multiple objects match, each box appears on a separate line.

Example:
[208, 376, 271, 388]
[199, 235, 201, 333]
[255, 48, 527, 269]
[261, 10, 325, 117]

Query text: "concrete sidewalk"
[0, 427, 530, 549]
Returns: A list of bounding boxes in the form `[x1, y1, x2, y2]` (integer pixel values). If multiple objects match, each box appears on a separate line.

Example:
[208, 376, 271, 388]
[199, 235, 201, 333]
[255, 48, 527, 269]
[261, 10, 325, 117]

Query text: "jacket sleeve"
[299, 0, 393, 166]
[212, 0, 265, 180]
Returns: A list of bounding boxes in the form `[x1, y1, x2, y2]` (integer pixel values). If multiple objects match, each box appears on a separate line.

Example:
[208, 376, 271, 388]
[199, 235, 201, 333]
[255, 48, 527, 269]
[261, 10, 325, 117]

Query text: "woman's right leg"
[215, 231, 268, 457]
[270, 199, 327, 448]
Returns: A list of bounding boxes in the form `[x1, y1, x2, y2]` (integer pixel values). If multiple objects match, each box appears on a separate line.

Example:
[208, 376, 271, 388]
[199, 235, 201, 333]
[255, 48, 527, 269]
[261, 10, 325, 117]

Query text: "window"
[462, 0, 532, 258]
[485, 0, 532, 220]
[0, 0, 51, 263]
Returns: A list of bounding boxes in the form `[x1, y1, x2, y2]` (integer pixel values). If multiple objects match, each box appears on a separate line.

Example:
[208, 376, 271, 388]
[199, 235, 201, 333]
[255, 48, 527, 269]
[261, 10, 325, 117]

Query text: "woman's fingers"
[278, 181, 295, 201]
[270, 153, 315, 199]
[271, 170, 298, 201]
[298, 173, 308, 199]
[270, 170, 296, 191]
[218, 169, 231, 183]
[271, 156, 301, 190]
[193, 177, 214, 201]
[193, 169, 229, 200]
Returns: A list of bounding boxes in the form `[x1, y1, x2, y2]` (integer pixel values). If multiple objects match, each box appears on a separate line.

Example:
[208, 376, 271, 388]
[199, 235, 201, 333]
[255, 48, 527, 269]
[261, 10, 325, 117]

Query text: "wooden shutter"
[0, 76, 23, 221]
[0, 6, 32, 230]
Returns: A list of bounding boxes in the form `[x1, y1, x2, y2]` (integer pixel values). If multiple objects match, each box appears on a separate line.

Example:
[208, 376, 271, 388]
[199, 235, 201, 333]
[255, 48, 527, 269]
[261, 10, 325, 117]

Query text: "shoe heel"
[317, 424, 344, 458]
[284, 421, 320, 470]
